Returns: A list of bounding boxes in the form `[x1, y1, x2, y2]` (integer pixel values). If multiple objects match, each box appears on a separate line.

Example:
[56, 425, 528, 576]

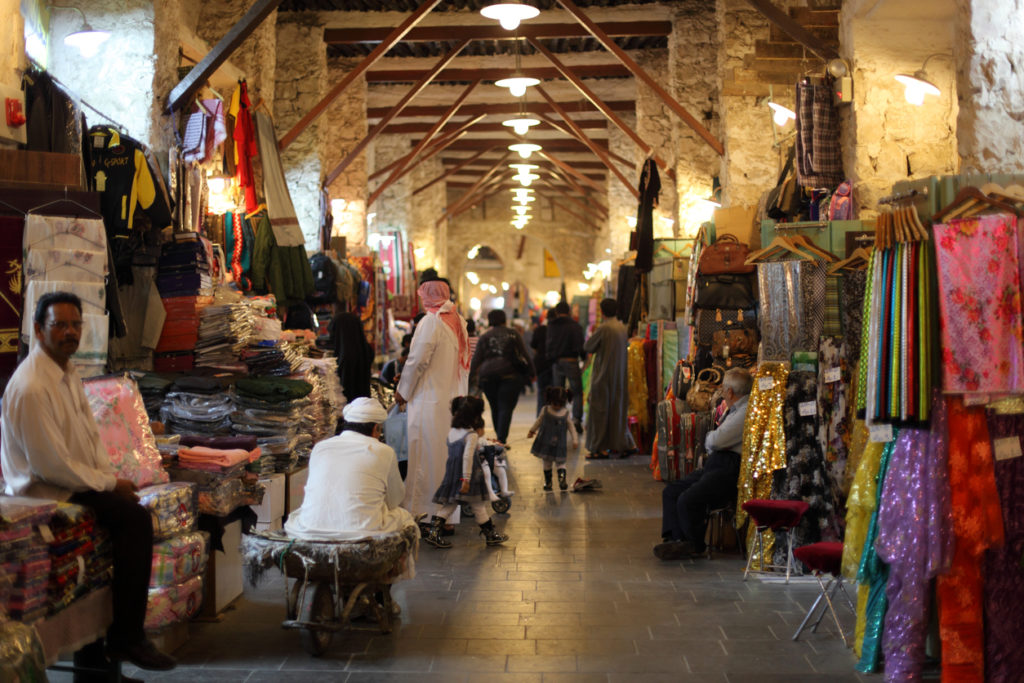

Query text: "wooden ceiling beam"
[324, 38, 470, 187]
[535, 112, 632, 170]
[535, 187, 602, 231]
[537, 149, 605, 196]
[440, 138, 608, 153]
[367, 114, 484, 182]
[437, 153, 511, 226]
[556, 0, 725, 156]
[325, 21, 672, 43]
[535, 85, 638, 199]
[441, 156, 609, 170]
[367, 79, 480, 207]
[743, 0, 839, 61]
[381, 118, 607, 135]
[413, 145, 497, 196]
[367, 100, 634, 119]
[279, 0, 440, 149]
[366, 64, 630, 82]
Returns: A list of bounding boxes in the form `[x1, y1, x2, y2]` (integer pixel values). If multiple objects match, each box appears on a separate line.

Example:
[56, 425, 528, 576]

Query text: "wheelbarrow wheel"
[299, 581, 335, 657]
[491, 497, 511, 514]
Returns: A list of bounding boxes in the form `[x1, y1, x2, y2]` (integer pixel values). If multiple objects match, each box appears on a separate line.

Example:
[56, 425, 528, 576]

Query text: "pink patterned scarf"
[418, 280, 470, 370]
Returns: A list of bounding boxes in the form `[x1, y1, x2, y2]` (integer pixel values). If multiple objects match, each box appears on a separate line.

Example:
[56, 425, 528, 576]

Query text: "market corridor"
[60, 399, 863, 682]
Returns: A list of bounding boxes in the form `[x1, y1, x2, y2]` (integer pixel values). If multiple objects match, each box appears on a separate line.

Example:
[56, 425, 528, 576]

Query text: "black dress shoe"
[108, 638, 177, 671]
[653, 540, 702, 561]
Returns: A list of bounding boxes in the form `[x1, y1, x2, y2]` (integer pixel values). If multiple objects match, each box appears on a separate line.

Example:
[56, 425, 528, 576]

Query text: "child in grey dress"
[528, 387, 579, 491]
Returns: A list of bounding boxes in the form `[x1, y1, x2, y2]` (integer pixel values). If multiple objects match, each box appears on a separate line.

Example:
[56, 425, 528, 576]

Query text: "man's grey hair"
[723, 367, 753, 397]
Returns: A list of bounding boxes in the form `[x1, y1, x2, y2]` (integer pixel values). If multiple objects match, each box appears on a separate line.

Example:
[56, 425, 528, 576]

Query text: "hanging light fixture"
[508, 142, 542, 159]
[52, 5, 110, 57]
[767, 101, 796, 127]
[480, 1, 539, 31]
[509, 163, 538, 175]
[514, 172, 539, 187]
[512, 205, 530, 216]
[895, 53, 948, 105]
[502, 114, 540, 136]
[496, 36, 540, 97]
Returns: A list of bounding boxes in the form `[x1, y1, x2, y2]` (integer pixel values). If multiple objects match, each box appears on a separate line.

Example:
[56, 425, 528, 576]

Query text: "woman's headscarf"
[417, 280, 470, 370]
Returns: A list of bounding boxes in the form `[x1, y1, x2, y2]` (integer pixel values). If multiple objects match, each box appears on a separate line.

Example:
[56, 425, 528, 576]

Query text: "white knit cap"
[342, 397, 387, 424]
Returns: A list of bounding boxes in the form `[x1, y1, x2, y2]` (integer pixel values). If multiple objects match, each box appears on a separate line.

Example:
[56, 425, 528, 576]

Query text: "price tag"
[37, 524, 54, 543]
[758, 377, 775, 391]
[824, 367, 842, 383]
[681, 366, 692, 380]
[869, 423, 894, 443]
[994, 436, 1023, 461]
[963, 394, 990, 407]
[798, 401, 817, 417]
[77, 556, 87, 587]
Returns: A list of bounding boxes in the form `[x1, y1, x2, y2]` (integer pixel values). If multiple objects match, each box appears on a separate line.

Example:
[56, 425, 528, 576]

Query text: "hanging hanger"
[27, 188, 102, 220]
[876, 211, 891, 250]
[933, 186, 1021, 222]
[744, 235, 813, 264]
[826, 247, 871, 275]
[788, 233, 838, 261]
[0, 199, 26, 216]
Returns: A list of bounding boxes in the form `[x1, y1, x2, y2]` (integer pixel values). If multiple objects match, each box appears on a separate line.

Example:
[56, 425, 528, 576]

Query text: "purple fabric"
[875, 391, 952, 682]
[982, 409, 1024, 683]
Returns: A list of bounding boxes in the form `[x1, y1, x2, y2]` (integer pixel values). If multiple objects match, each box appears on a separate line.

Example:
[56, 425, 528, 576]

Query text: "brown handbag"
[711, 328, 760, 358]
[697, 234, 756, 275]
[686, 367, 723, 413]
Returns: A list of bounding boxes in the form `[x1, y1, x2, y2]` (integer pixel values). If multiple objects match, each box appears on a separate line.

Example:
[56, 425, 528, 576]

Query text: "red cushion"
[793, 542, 844, 576]
[741, 499, 810, 529]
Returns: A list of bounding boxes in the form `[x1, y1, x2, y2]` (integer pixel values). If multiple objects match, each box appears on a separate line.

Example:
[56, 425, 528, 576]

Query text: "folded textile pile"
[83, 374, 169, 489]
[0, 497, 56, 622]
[157, 236, 212, 297]
[295, 356, 345, 443]
[139, 483, 198, 542]
[154, 295, 213, 373]
[154, 434, 180, 465]
[239, 344, 299, 377]
[135, 373, 174, 420]
[145, 574, 203, 630]
[195, 291, 257, 369]
[177, 445, 259, 473]
[168, 435, 264, 514]
[233, 377, 313, 472]
[161, 391, 235, 437]
[45, 503, 112, 615]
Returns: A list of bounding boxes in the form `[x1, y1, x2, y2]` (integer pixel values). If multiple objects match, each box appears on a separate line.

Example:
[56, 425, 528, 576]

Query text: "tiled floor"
[55, 397, 870, 682]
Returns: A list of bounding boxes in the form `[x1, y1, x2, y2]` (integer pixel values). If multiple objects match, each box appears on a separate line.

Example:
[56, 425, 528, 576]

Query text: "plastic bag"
[84, 375, 169, 488]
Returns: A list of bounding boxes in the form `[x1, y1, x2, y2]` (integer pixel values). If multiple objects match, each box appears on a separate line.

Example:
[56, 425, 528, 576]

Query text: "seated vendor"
[654, 367, 752, 561]
[1, 292, 176, 673]
[285, 397, 416, 542]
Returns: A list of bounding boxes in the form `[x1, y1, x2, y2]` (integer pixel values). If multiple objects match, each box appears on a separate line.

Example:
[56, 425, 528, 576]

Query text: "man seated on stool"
[654, 367, 752, 561]
[1, 292, 176, 673]
[286, 397, 417, 545]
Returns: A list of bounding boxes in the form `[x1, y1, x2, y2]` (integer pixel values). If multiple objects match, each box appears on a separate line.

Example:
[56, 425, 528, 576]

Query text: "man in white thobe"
[395, 280, 470, 518]
[285, 397, 416, 543]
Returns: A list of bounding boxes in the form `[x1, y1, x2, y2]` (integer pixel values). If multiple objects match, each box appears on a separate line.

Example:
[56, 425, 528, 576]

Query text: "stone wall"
[607, 114, 637, 260]
[195, 0, 278, 113]
[954, 0, 1024, 172]
[370, 134, 412, 236]
[274, 15, 327, 250]
[409, 154, 446, 273]
[635, 50, 677, 238]
[324, 56, 367, 247]
[670, 0, 722, 237]
[839, 0, 958, 215]
[0, 0, 25, 92]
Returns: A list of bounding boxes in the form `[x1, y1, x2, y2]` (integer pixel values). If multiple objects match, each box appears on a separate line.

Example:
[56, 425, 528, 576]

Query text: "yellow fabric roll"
[854, 583, 870, 658]
[841, 440, 885, 580]
[626, 339, 648, 428]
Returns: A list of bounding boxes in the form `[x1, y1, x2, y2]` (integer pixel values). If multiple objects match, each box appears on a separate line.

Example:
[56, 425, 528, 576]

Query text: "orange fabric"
[936, 398, 1004, 683]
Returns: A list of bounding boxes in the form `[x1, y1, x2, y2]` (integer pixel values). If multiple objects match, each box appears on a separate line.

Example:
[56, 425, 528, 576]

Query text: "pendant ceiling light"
[895, 72, 940, 105]
[767, 101, 796, 127]
[514, 172, 540, 187]
[502, 115, 540, 136]
[53, 6, 110, 57]
[508, 142, 542, 159]
[511, 188, 534, 200]
[512, 205, 530, 216]
[496, 36, 540, 98]
[480, 1, 539, 31]
[509, 163, 538, 174]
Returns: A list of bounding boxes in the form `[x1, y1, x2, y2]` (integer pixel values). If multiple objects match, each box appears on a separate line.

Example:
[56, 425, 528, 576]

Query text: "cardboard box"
[201, 519, 243, 616]
[249, 473, 285, 523]
[714, 205, 760, 248]
[255, 517, 283, 532]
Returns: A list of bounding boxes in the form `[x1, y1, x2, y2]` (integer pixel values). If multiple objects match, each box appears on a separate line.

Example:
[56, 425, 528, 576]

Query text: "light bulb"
[515, 173, 538, 187]
[501, 282, 510, 291]
[513, 205, 529, 216]
[480, 3, 539, 31]
[509, 164, 538, 174]
[895, 73, 940, 106]
[496, 77, 540, 97]
[503, 117, 539, 136]
[508, 143, 541, 159]
[466, 271, 480, 285]
[64, 28, 110, 58]
[767, 102, 796, 127]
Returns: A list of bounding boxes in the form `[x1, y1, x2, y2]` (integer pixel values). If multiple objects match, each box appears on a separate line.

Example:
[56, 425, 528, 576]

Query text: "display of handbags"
[694, 274, 757, 311]
[686, 367, 722, 413]
[697, 234, 756, 275]
[696, 308, 758, 346]
[711, 328, 760, 358]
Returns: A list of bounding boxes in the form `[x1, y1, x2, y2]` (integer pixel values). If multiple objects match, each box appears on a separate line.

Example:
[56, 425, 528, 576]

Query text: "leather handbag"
[695, 273, 756, 310]
[697, 234, 755, 275]
[712, 328, 760, 358]
[696, 308, 757, 345]
[686, 367, 723, 413]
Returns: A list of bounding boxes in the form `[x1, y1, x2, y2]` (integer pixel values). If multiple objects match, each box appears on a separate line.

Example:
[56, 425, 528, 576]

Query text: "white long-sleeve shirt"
[1, 347, 116, 500]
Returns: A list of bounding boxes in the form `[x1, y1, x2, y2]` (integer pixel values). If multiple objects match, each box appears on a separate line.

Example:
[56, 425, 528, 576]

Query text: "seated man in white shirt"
[286, 397, 417, 546]
[654, 367, 752, 561]
[1, 292, 176, 673]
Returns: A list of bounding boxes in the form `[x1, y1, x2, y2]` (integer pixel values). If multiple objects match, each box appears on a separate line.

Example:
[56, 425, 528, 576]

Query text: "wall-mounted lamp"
[895, 54, 949, 105]
[480, 1, 539, 31]
[767, 101, 796, 127]
[52, 5, 110, 57]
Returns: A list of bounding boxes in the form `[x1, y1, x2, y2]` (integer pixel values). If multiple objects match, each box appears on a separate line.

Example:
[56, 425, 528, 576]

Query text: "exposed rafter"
[367, 100, 635, 120]
[744, 0, 839, 61]
[366, 64, 630, 83]
[413, 146, 497, 196]
[324, 21, 672, 44]
[381, 118, 607, 135]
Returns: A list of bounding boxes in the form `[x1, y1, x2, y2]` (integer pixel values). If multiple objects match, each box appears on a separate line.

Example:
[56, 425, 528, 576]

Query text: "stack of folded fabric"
[195, 290, 257, 370]
[145, 575, 203, 631]
[154, 238, 214, 373]
[239, 345, 295, 377]
[232, 377, 313, 472]
[45, 503, 111, 615]
[154, 434, 180, 466]
[168, 435, 264, 515]
[157, 236, 212, 297]
[135, 373, 174, 420]
[0, 498, 56, 623]
[295, 356, 345, 444]
[146, 531, 209, 631]
[160, 376, 235, 437]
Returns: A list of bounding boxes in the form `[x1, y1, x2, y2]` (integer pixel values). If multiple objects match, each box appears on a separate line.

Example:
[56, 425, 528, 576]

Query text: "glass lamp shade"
[502, 116, 540, 136]
[496, 76, 540, 97]
[480, 2, 539, 31]
[514, 173, 539, 187]
[895, 72, 940, 105]
[64, 26, 110, 57]
[509, 163, 539, 174]
[767, 101, 796, 126]
[508, 142, 542, 159]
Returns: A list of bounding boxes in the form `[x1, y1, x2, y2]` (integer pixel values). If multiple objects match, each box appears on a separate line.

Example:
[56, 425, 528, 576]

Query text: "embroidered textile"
[817, 336, 851, 507]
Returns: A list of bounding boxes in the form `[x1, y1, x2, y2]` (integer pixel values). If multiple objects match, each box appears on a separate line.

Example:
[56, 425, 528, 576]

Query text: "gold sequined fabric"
[843, 419, 869, 497]
[627, 339, 649, 428]
[987, 396, 1024, 414]
[736, 362, 790, 569]
[841, 441, 885, 580]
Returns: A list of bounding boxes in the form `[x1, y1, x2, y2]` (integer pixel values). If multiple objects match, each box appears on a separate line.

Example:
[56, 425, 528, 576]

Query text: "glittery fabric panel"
[937, 398, 1004, 683]
[875, 391, 952, 682]
[843, 418, 869, 497]
[857, 251, 879, 415]
[935, 214, 1024, 393]
[627, 339, 649, 428]
[772, 370, 836, 569]
[817, 336, 851, 507]
[757, 262, 801, 362]
[842, 440, 884, 580]
[841, 269, 867, 363]
[982, 407, 1024, 683]
[799, 261, 827, 352]
[736, 362, 789, 568]
[854, 435, 897, 674]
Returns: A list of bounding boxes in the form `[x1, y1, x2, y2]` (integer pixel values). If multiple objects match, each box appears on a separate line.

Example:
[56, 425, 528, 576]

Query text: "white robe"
[284, 431, 414, 541]
[398, 310, 468, 517]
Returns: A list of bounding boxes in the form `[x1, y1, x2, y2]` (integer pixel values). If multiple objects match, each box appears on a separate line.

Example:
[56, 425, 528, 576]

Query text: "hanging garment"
[842, 440, 885, 581]
[795, 77, 844, 189]
[736, 362, 790, 568]
[253, 111, 305, 248]
[983, 400, 1024, 683]
[937, 398, 1004, 683]
[0, 215, 23, 380]
[634, 158, 659, 274]
[875, 392, 952, 683]
[230, 82, 259, 214]
[757, 260, 826, 361]
[24, 248, 107, 282]
[934, 214, 1024, 394]
[856, 251, 877, 416]
[817, 337, 851, 508]
[840, 269, 867, 363]
[249, 210, 314, 308]
[854, 435, 897, 674]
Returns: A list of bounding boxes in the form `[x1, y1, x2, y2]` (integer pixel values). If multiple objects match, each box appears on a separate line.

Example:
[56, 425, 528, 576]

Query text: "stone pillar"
[954, 0, 1024, 173]
[669, 0, 721, 238]
[716, 0, 779, 208]
[635, 50, 678, 238]
[274, 15, 327, 251]
[1, 0, 25, 92]
[409, 155, 446, 273]
[839, 0, 958, 216]
[324, 56, 367, 248]
[370, 134, 411, 237]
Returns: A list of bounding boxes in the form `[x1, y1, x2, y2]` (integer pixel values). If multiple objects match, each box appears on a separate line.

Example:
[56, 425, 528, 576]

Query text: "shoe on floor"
[574, 419, 584, 435]
[652, 540, 702, 561]
[107, 638, 177, 671]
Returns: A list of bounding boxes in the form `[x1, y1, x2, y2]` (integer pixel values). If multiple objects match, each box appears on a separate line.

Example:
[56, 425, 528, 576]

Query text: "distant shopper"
[468, 309, 534, 444]
[329, 311, 374, 402]
[584, 298, 635, 458]
[530, 310, 553, 415]
[528, 386, 579, 491]
[545, 302, 585, 433]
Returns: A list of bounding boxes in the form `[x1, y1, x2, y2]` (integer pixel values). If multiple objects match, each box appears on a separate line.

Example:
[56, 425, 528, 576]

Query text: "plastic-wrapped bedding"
[138, 483, 197, 541]
[0, 621, 47, 681]
[150, 532, 210, 588]
[144, 575, 203, 630]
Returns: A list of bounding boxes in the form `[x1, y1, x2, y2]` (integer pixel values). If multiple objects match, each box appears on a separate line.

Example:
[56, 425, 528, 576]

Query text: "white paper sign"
[798, 401, 817, 417]
[869, 423, 894, 443]
[963, 394, 991, 407]
[758, 377, 775, 391]
[993, 436, 1023, 461]
[824, 367, 842, 383]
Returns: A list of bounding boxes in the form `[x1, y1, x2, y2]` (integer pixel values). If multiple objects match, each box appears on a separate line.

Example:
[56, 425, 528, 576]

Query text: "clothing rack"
[877, 187, 928, 205]
[773, 220, 828, 230]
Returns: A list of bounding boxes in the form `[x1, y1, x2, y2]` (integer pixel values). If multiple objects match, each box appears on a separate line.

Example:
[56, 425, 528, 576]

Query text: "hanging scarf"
[418, 281, 470, 371]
